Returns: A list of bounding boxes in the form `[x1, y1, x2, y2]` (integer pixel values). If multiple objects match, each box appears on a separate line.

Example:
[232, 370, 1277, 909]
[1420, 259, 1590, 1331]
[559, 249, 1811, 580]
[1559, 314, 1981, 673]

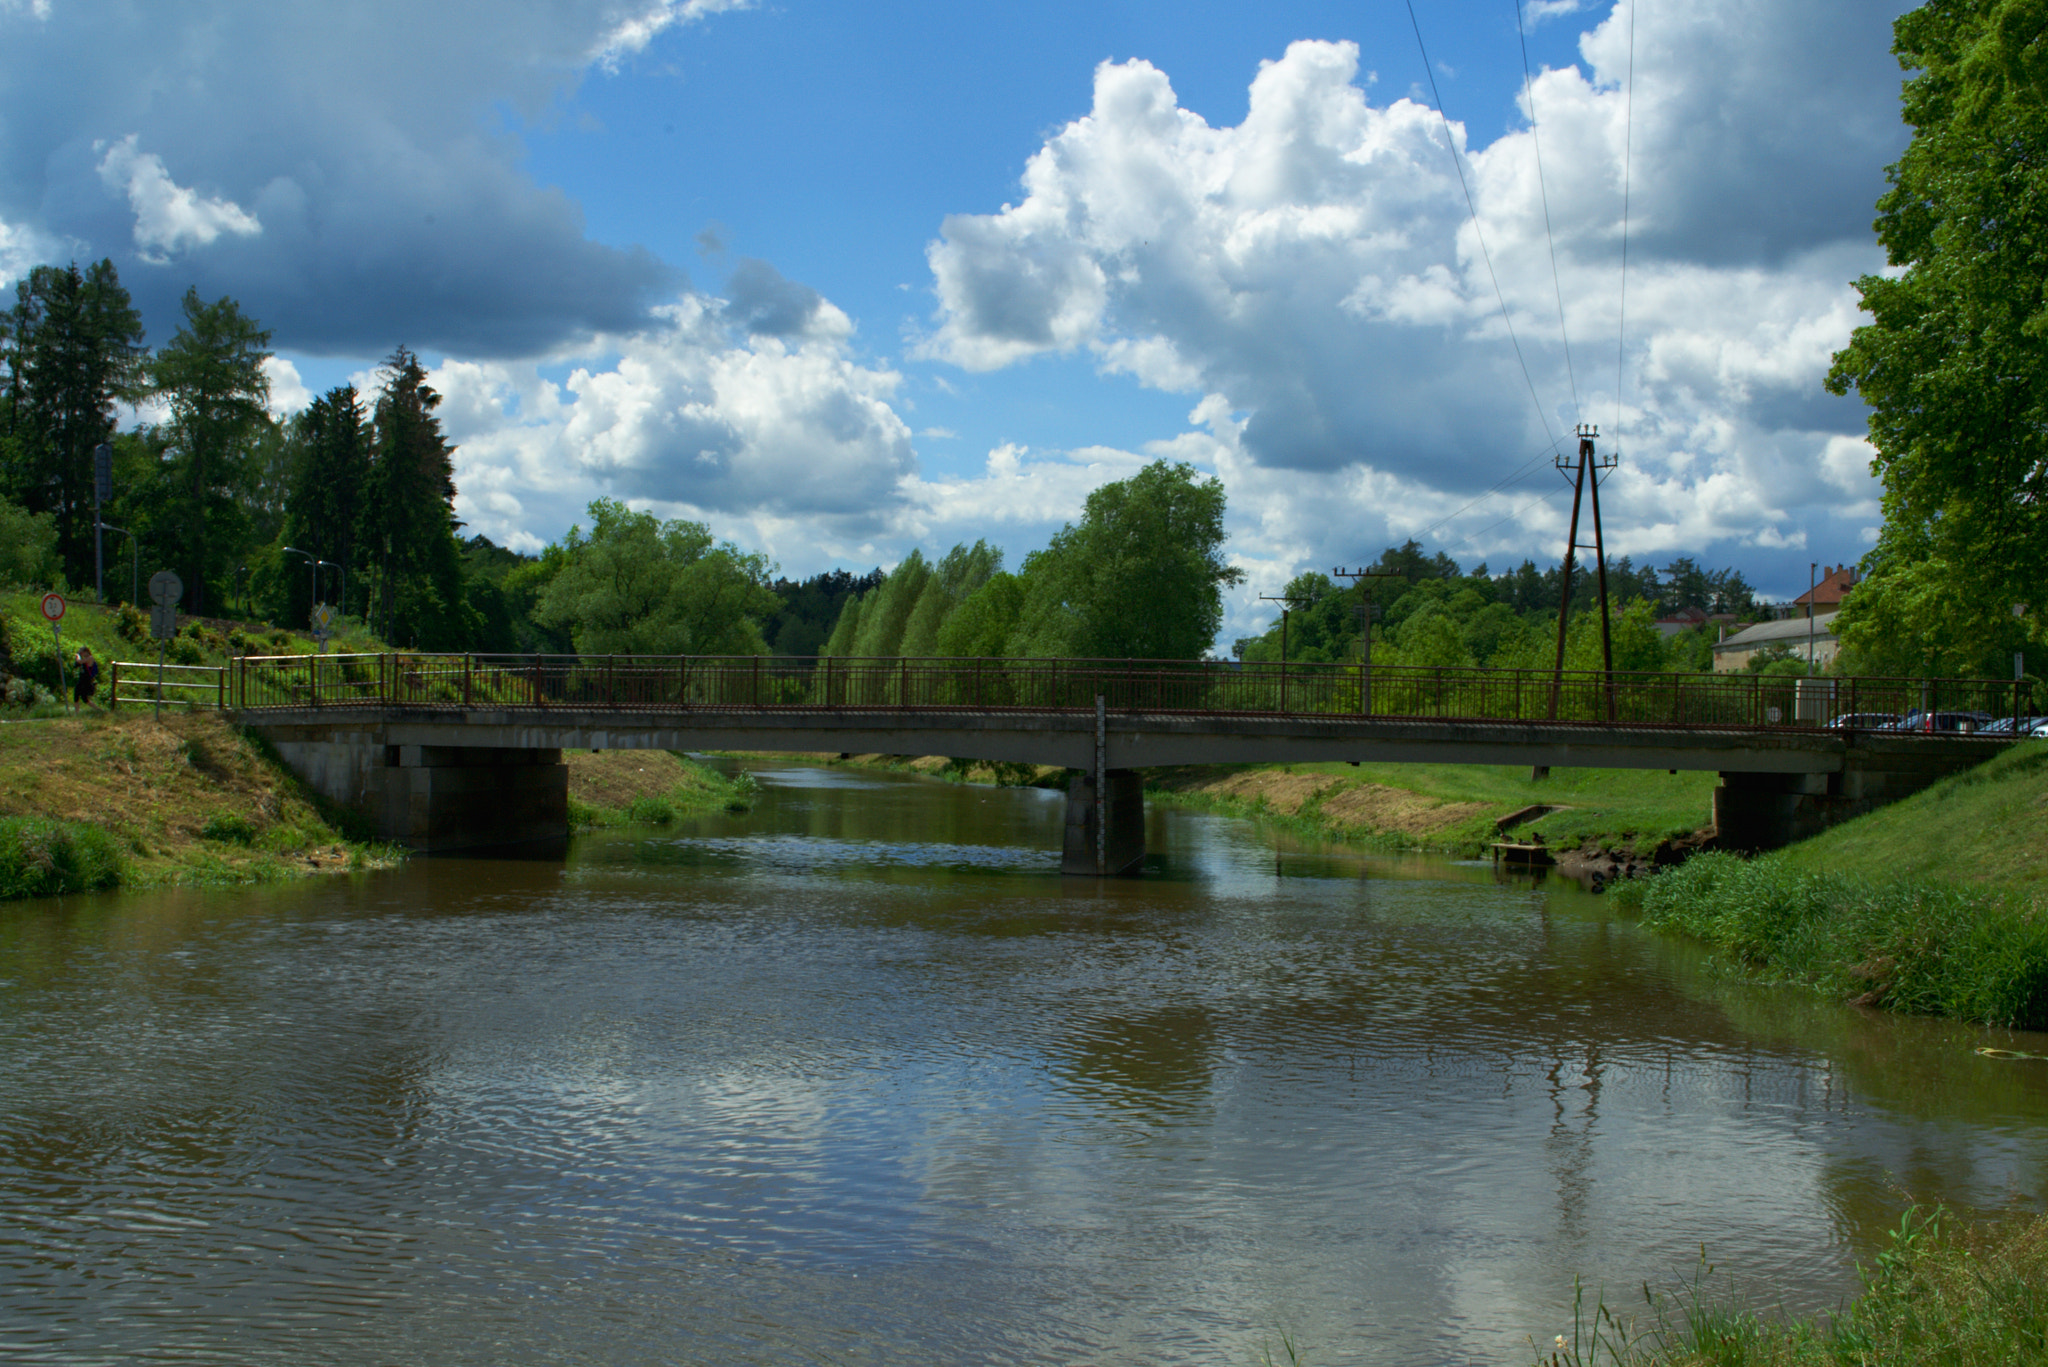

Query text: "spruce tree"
[364, 348, 476, 648]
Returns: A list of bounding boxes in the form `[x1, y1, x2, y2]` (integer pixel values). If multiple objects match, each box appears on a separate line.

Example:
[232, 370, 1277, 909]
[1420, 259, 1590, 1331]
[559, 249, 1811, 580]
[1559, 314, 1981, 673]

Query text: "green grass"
[0, 816, 125, 898]
[1154, 759, 1718, 857]
[568, 754, 756, 829]
[1775, 741, 2048, 892]
[1615, 853, 2048, 1027]
[1533, 1206, 2048, 1366]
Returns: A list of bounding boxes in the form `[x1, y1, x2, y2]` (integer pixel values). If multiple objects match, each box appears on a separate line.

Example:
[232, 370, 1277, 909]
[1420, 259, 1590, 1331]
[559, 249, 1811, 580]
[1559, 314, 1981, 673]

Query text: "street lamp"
[318, 560, 345, 621]
[99, 523, 139, 606]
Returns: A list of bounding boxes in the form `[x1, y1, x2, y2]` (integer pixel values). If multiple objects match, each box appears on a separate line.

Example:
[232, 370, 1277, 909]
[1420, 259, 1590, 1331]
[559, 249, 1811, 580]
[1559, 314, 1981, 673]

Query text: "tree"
[0, 496, 58, 587]
[0, 261, 146, 591]
[1012, 459, 1244, 660]
[533, 498, 778, 656]
[278, 384, 372, 628]
[147, 288, 273, 616]
[1825, 0, 2048, 676]
[362, 348, 476, 648]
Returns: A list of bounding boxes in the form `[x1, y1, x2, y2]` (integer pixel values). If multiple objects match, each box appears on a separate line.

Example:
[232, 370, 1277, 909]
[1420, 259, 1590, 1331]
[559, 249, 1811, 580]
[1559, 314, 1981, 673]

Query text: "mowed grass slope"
[1147, 760, 1718, 855]
[0, 710, 387, 891]
[1775, 740, 2048, 892]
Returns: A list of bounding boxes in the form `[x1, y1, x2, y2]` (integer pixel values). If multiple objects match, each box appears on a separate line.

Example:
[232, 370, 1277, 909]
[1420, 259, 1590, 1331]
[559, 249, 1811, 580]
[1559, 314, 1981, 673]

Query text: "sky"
[0, 0, 1916, 643]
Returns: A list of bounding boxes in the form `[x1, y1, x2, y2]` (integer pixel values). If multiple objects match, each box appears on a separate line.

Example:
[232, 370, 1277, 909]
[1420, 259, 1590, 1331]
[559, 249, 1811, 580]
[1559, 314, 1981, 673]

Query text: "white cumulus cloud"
[95, 135, 260, 262]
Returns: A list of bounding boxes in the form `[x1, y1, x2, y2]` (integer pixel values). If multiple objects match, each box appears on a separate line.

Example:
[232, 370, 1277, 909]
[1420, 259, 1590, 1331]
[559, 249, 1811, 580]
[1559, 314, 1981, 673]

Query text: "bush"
[628, 795, 677, 824]
[0, 817, 124, 900]
[115, 603, 149, 645]
[1626, 853, 2048, 1027]
[199, 813, 259, 845]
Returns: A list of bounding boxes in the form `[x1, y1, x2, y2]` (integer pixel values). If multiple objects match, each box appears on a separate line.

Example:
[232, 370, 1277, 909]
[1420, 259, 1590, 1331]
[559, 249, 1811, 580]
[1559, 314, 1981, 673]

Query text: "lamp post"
[1807, 562, 1818, 675]
[319, 560, 344, 621]
[99, 523, 139, 606]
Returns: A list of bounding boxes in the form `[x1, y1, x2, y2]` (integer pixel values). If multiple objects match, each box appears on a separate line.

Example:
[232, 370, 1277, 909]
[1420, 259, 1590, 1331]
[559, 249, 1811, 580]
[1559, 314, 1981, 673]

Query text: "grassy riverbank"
[1614, 744, 2048, 1027]
[566, 749, 755, 828]
[1538, 1205, 2048, 1366]
[747, 751, 1717, 858]
[0, 710, 396, 898]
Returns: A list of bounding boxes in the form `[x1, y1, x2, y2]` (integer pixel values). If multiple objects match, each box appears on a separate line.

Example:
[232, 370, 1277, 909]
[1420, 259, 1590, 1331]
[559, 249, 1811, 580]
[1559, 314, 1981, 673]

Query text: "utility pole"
[1332, 568, 1403, 716]
[1258, 590, 1317, 713]
[93, 442, 111, 603]
[1547, 423, 1618, 724]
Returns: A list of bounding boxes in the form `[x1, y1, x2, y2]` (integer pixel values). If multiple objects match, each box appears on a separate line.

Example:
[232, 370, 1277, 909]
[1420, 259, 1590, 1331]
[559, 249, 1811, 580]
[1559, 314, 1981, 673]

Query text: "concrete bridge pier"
[1713, 748, 1972, 852]
[1062, 769, 1146, 876]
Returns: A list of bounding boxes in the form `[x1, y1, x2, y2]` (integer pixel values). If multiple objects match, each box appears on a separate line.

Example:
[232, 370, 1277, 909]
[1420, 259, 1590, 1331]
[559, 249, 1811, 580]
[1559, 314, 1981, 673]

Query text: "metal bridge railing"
[224, 652, 2034, 736]
[110, 661, 227, 711]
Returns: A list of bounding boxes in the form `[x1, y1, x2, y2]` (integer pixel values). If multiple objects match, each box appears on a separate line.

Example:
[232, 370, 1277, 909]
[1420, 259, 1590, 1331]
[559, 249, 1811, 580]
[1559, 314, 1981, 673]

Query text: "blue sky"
[0, 0, 1914, 639]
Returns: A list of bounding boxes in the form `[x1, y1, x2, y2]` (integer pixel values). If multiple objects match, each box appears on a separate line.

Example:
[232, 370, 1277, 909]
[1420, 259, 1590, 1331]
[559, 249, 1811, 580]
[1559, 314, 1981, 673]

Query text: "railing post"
[607, 655, 615, 707]
[975, 656, 982, 708]
[110, 661, 119, 710]
[464, 654, 473, 707]
[217, 664, 225, 711]
[754, 654, 762, 707]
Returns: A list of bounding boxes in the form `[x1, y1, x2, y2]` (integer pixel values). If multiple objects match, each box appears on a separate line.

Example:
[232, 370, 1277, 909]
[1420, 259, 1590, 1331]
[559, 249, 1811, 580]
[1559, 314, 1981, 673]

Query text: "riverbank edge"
[1536, 1204, 2048, 1367]
[722, 749, 1712, 870]
[0, 710, 402, 901]
[565, 750, 756, 830]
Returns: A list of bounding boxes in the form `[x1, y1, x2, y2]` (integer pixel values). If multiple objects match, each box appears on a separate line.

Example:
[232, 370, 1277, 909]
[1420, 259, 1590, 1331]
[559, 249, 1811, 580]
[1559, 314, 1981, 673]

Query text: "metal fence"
[110, 661, 228, 711]
[226, 652, 2034, 735]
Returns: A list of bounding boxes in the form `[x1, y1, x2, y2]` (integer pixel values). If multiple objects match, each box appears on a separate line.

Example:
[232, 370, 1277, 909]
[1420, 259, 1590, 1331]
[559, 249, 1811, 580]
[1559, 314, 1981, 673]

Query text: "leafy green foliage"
[0, 816, 123, 899]
[1013, 459, 1244, 660]
[1621, 852, 2048, 1027]
[362, 348, 479, 649]
[0, 260, 146, 592]
[145, 288, 273, 617]
[534, 498, 778, 656]
[0, 496, 57, 588]
[1826, 0, 2048, 677]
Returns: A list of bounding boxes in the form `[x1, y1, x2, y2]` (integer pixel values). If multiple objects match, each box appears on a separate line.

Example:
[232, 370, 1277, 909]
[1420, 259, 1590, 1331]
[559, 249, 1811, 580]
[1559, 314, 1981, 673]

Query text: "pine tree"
[0, 261, 145, 592]
[279, 384, 371, 626]
[147, 288, 272, 616]
[363, 348, 475, 648]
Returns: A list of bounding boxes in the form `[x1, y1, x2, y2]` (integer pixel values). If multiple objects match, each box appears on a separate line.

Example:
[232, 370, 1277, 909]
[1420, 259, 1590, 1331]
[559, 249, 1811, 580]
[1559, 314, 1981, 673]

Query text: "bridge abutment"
[267, 727, 567, 851]
[1713, 748, 1978, 852]
[1062, 769, 1146, 876]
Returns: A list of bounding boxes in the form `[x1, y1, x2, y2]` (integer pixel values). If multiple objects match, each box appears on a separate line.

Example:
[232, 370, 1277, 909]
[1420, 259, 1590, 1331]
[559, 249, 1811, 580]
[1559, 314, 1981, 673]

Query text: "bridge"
[169, 652, 2029, 871]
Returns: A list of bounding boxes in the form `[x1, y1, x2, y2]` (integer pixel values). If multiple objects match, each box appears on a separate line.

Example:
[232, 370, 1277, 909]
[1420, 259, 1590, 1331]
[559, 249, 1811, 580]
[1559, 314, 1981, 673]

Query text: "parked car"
[1893, 710, 1998, 733]
[1827, 712, 1901, 730]
[1979, 714, 2048, 735]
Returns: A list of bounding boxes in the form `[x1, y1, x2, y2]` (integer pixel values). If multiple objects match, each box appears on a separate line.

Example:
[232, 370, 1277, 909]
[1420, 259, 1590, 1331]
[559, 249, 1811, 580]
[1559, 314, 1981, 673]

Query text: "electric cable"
[1404, 0, 1560, 454]
[1514, 0, 1581, 425]
[1615, 0, 1636, 441]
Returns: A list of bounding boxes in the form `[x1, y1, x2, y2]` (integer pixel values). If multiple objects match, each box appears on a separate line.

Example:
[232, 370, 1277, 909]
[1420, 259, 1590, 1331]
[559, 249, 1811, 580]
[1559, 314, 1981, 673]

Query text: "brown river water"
[3, 758, 2046, 1365]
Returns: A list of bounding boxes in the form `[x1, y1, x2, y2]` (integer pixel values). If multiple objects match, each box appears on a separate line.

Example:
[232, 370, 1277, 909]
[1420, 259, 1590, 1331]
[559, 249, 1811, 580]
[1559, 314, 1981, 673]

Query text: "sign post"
[312, 602, 333, 654]
[93, 442, 112, 604]
[148, 571, 183, 723]
[39, 593, 65, 711]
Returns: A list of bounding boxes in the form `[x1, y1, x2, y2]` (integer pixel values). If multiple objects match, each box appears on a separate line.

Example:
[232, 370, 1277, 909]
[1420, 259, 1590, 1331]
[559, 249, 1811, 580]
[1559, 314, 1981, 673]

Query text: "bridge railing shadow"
[229, 653, 2032, 733]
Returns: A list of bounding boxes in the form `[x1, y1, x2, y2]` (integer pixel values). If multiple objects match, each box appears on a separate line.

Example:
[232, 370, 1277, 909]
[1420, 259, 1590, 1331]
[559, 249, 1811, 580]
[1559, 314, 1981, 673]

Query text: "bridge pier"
[1061, 769, 1146, 876]
[267, 727, 567, 851]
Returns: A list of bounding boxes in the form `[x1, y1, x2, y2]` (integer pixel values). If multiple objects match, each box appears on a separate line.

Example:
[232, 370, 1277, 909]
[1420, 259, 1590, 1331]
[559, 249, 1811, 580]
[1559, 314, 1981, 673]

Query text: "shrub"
[199, 813, 259, 845]
[1630, 853, 2048, 1028]
[628, 795, 677, 824]
[0, 817, 125, 900]
[115, 603, 149, 644]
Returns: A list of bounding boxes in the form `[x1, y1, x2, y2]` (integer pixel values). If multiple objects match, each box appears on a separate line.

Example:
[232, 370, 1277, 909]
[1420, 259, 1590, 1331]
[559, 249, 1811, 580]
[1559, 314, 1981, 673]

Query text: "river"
[3, 758, 2046, 1365]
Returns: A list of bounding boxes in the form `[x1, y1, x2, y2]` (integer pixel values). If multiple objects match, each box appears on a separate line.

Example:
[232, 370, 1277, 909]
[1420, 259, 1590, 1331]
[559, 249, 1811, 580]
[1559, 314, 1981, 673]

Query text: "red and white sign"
[39, 592, 64, 623]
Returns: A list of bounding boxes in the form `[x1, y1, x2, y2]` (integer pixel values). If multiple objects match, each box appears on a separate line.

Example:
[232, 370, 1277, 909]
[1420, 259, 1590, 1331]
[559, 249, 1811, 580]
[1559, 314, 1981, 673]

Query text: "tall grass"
[1614, 853, 2048, 1028]
[1532, 1206, 2048, 1366]
[0, 816, 124, 900]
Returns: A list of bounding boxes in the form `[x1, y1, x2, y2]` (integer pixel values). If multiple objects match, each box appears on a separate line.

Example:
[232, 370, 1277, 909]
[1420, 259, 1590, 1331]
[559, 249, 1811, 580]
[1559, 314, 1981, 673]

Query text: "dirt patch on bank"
[1150, 766, 1489, 838]
[565, 750, 712, 809]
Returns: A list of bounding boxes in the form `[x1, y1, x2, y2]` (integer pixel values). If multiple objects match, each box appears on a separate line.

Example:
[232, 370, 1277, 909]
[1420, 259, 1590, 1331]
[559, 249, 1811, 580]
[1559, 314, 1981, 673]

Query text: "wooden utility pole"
[1332, 568, 1403, 716]
[1547, 423, 1617, 725]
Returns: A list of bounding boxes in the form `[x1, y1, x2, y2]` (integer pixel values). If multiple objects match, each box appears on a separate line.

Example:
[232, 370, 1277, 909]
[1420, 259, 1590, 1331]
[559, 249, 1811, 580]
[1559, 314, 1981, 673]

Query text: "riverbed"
[3, 758, 2045, 1364]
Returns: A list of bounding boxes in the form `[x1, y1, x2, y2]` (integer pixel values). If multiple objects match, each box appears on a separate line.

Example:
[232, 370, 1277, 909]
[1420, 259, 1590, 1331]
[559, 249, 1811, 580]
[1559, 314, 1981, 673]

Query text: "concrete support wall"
[1713, 750, 1971, 852]
[266, 726, 566, 851]
[1061, 769, 1146, 876]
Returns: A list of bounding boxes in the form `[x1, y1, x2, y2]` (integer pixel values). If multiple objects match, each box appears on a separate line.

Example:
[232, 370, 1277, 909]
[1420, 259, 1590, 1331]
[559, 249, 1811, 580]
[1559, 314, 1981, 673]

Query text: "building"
[1793, 564, 1859, 612]
[1712, 611, 1840, 673]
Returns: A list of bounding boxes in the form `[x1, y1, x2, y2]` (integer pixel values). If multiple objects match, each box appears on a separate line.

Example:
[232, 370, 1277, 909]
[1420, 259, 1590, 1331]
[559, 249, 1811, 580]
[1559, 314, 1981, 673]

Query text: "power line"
[1615, 0, 1637, 441]
[1403, 0, 1560, 454]
[1514, 0, 1581, 425]
[1404, 436, 1567, 546]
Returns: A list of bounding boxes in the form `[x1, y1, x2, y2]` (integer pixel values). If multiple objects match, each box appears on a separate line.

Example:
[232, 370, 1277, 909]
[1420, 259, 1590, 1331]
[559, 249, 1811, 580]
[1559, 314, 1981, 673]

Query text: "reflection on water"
[2, 757, 2046, 1365]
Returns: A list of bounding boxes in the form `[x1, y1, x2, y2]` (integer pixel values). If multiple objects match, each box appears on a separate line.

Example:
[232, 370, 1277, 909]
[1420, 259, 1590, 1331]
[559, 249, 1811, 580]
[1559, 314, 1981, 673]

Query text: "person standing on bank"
[73, 646, 99, 708]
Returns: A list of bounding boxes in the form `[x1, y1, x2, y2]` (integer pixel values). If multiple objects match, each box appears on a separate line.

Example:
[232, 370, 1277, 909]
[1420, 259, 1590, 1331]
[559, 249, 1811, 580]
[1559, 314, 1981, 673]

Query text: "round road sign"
[148, 570, 183, 607]
[39, 592, 64, 623]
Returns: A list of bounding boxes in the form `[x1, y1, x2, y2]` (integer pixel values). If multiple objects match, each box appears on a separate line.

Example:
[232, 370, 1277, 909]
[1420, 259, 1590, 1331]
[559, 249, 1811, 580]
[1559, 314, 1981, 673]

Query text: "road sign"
[39, 592, 64, 623]
[149, 571, 183, 607]
[94, 443, 112, 505]
[312, 603, 334, 631]
[151, 604, 178, 641]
